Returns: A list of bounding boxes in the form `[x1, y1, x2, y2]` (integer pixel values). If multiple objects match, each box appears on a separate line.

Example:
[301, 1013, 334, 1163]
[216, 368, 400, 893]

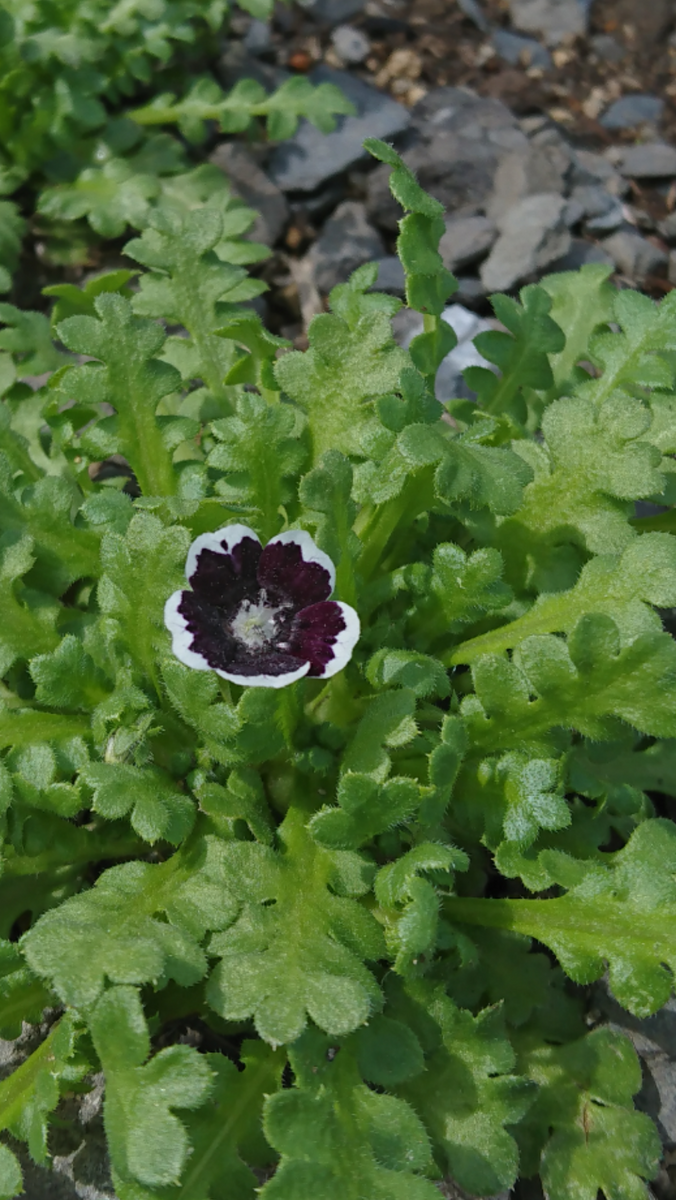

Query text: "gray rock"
[209, 142, 289, 246]
[570, 184, 625, 232]
[304, 0, 365, 24]
[589, 33, 626, 62]
[491, 28, 552, 70]
[243, 19, 273, 55]
[618, 143, 676, 180]
[600, 94, 664, 131]
[486, 141, 571, 223]
[508, 0, 588, 44]
[457, 0, 490, 32]
[594, 987, 676, 1148]
[601, 230, 668, 281]
[268, 66, 410, 193]
[219, 41, 288, 92]
[570, 149, 630, 198]
[331, 23, 370, 63]
[439, 215, 496, 272]
[367, 88, 527, 232]
[548, 238, 615, 272]
[658, 211, 676, 240]
[481, 193, 572, 292]
[308, 200, 385, 293]
[374, 255, 406, 294]
[455, 277, 489, 306]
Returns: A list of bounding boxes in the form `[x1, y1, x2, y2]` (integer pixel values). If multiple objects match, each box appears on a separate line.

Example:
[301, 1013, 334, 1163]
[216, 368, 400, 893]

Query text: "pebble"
[600, 94, 664, 131]
[374, 255, 406, 294]
[209, 142, 289, 246]
[486, 141, 571, 223]
[307, 200, 385, 293]
[331, 23, 370, 64]
[481, 192, 572, 292]
[588, 33, 626, 62]
[570, 149, 630, 198]
[457, 0, 490, 32]
[305, 0, 365, 24]
[618, 142, 676, 180]
[243, 19, 272, 56]
[438, 215, 497, 272]
[268, 66, 410, 193]
[367, 90, 527, 232]
[658, 211, 676, 240]
[669, 250, 676, 286]
[507, 0, 588, 44]
[549, 238, 615, 272]
[600, 230, 668, 282]
[491, 28, 552, 71]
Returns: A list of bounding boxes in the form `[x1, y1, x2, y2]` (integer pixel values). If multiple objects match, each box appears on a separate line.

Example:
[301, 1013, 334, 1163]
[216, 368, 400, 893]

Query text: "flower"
[164, 524, 360, 688]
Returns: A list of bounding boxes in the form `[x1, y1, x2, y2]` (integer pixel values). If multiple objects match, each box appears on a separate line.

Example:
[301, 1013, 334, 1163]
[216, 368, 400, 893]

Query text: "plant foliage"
[0, 120, 674, 1200]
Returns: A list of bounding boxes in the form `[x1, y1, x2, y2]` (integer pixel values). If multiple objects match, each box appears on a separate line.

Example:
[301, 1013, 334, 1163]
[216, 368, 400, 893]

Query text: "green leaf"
[57, 295, 179, 496]
[0, 1144, 22, 1200]
[0, 1013, 83, 1167]
[342, 690, 418, 781]
[0, 304, 71, 377]
[208, 395, 307, 541]
[465, 617, 676, 755]
[447, 818, 676, 1017]
[517, 1027, 661, 1200]
[98, 512, 190, 689]
[206, 809, 384, 1046]
[376, 843, 468, 971]
[396, 982, 534, 1195]
[366, 649, 450, 698]
[275, 311, 408, 459]
[44, 269, 137, 325]
[22, 837, 236, 1009]
[30, 635, 111, 710]
[91, 986, 212, 1189]
[261, 1027, 439, 1200]
[0, 942, 53, 1040]
[0, 533, 59, 674]
[81, 761, 194, 844]
[452, 532, 676, 665]
[309, 773, 423, 850]
[540, 263, 615, 397]
[466, 285, 565, 418]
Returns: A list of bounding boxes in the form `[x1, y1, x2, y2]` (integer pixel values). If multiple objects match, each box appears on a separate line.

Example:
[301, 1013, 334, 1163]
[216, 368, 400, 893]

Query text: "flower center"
[230, 595, 283, 650]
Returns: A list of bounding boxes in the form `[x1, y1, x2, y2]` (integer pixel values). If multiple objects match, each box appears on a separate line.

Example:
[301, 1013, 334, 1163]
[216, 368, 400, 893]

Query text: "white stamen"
[230, 595, 284, 650]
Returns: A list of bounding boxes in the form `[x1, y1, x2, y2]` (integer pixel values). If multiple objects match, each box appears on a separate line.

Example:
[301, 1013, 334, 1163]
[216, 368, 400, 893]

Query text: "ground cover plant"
[2, 39, 676, 1194]
[0, 0, 352, 293]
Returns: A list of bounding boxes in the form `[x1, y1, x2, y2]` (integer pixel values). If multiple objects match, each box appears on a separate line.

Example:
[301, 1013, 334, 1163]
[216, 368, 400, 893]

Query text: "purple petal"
[186, 525, 262, 610]
[164, 591, 213, 673]
[258, 530, 334, 610]
[289, 600, 360, 678]
[174, 590, 310, 687]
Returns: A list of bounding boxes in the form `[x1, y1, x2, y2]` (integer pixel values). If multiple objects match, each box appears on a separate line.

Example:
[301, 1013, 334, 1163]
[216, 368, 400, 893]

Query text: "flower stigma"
[230, 593, 284, 650]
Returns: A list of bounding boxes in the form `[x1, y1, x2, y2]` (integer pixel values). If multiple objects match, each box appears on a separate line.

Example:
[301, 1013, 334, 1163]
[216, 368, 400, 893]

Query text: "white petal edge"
[213, 661, 311, 689]
[185, 523, 261, 585]
[315, 602, 361, 679]
[265, 528, 336, 595]
[164, 591, 212, 672]
[165, 590, 311, 688]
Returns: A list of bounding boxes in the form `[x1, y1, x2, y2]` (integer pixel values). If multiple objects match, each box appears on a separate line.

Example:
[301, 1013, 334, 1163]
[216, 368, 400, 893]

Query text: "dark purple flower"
[164, 525, 360, 688]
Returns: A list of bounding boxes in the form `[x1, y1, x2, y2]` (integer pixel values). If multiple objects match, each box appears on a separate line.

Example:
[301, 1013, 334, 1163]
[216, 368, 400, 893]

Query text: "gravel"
[481, 192, 572, 291]
[209, 142, 289, 246]
[267, 66, 410, 192]
[618, 143, 676, 180]
[600, 230, 668, 281]
[331, 24, 370, 64]
[306, 199, 385, 293]
[491, 28, 552, 71]
[507, 0, 588, 44]
[438, 215, 497, 272]
[600, 94, 665, 131]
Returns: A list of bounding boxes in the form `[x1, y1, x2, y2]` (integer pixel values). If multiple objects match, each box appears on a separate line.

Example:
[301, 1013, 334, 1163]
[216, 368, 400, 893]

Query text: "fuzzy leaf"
[261, 1027, 439, 1200]
[206, 810, 384, 1046]
[91, 986, 212, 1189]
[22, 837, 235, 1009]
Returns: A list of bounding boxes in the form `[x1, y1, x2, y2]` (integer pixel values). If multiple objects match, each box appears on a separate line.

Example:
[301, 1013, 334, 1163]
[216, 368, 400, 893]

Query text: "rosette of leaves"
[0, 139, 674, 1200]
